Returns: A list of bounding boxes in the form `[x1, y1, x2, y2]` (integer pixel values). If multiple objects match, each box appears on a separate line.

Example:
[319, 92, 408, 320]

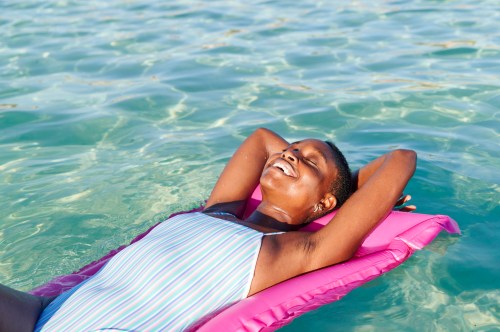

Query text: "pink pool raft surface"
[31, 188, 460, 331]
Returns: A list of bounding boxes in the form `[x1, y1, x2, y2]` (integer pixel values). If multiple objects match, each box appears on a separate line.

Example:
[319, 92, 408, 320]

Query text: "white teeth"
[272, 160, 294, 177]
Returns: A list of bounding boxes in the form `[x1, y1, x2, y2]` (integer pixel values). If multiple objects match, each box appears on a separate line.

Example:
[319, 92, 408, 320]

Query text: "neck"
[246, 202, 304, 231]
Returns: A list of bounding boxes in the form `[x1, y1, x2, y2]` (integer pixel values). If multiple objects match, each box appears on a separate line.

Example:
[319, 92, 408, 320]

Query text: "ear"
[321, 192, 337, 212]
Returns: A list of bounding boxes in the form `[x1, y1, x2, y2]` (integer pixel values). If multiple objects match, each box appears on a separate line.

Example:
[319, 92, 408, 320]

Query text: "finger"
[396, 194, 411, 206]
[399, 205, 416, 212]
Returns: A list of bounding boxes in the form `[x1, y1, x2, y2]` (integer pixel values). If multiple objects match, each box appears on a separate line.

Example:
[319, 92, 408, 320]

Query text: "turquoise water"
[1, 0, 498, 330]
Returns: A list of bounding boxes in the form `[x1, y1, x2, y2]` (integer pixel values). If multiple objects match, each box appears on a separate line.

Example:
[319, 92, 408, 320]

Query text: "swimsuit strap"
[209, 211, 238, 218]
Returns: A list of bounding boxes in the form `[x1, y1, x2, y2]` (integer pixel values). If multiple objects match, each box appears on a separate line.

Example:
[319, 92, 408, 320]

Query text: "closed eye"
[304, 158, 317, 166]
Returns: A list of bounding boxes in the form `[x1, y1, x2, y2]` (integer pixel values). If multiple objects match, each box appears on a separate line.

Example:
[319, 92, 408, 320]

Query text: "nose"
[282, 148, 298, 163]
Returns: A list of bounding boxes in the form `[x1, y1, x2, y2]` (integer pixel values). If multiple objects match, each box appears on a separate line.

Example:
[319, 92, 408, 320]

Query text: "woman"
[1, 128, 416, 331]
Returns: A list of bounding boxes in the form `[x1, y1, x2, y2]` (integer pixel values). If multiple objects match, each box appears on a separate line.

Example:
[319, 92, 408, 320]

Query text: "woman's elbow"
[391, 149, 417, 170]
[392, 148, 416, 158]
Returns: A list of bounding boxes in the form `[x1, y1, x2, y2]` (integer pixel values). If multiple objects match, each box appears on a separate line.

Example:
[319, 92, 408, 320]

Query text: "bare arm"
[350, 153, 388, 193]
[307, 149, 417, 269]
[204, 128, 288, 217]
[250, 149, 417, 294]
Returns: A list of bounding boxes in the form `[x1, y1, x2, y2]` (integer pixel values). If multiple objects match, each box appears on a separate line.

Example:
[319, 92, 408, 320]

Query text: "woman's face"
[260, 139, 338, 223]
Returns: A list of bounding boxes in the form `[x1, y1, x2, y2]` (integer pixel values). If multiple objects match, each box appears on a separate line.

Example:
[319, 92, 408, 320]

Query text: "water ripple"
[0, 0, 498, 330]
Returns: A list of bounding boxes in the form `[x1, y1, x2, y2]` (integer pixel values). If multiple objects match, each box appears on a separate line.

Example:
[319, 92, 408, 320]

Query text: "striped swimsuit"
[35, 212, 267, 331]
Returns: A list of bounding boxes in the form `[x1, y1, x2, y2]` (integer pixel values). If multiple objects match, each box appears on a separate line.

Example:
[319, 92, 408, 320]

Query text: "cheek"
[297, 173, 327, 199]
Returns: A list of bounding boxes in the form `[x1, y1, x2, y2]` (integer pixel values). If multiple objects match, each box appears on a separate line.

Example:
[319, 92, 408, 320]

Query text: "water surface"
[1, 0, 499, 330]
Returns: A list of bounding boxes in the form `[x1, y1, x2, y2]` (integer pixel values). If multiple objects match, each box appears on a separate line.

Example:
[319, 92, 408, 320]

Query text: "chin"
[260, 176, 296, 206]
[258, 176, 272, 197]
[259, 170, 283, 195]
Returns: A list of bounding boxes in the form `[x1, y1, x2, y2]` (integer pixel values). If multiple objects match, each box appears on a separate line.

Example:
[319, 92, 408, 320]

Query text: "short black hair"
[324, 141, 352, 209]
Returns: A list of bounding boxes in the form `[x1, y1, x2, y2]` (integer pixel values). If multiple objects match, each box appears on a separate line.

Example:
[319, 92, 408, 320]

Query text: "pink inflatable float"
[31, 187, 459, 331]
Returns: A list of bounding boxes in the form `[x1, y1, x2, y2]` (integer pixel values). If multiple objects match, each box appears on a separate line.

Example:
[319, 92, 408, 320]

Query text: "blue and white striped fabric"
[35, 212, 265, 331]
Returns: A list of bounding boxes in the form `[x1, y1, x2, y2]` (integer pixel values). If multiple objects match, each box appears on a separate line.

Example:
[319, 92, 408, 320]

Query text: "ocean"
[1, 0, 498, 330]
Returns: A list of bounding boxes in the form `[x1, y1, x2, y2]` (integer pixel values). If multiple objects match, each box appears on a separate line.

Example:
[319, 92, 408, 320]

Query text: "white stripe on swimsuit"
[35, 212, 266, 331]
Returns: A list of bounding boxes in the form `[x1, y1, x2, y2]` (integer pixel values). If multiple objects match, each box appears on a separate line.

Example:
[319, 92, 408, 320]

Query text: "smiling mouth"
[271, 159, 297, 177]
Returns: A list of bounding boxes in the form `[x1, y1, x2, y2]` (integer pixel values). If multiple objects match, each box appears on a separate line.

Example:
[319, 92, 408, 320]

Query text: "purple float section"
[30, 186, 460, 331]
